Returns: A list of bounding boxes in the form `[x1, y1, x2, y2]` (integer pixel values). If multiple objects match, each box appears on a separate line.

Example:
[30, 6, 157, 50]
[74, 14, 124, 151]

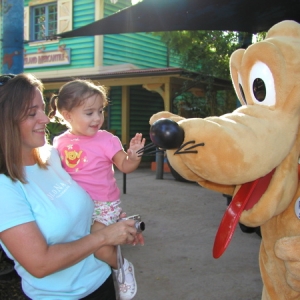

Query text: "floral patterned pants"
[92, 199, 122, 225]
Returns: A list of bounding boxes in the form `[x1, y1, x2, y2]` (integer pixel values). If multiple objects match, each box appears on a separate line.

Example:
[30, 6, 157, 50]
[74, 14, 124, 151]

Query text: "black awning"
[59, 0, 300, 38]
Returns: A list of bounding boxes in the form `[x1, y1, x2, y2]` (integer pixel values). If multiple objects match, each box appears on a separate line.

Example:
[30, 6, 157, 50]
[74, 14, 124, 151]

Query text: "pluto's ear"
[266, 20, 300, 40]
[230, 49, 245, 106]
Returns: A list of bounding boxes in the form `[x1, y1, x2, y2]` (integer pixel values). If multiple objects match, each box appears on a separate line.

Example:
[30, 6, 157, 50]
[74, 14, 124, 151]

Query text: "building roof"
[42, 67, 233, 90]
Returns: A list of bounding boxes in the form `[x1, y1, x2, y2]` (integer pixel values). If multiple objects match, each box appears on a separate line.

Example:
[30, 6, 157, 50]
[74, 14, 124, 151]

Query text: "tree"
[156, 30, 240, 80]
[155, 30, 244, 117]
[155, 30, 255, 116]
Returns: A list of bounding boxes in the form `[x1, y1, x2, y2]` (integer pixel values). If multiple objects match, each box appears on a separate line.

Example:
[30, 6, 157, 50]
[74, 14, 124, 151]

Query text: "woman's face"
[19, 88, 49, 161]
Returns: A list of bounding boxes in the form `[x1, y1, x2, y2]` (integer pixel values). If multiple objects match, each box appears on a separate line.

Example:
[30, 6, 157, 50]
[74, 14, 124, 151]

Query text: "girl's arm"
[113, 133, 145, 173]
[0, 219, 137, 278]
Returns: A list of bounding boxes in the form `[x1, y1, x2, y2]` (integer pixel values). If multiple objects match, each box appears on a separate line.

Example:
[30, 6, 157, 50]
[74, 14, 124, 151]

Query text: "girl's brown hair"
[0, 73, 47, 183]
[48, 79, 108, 121]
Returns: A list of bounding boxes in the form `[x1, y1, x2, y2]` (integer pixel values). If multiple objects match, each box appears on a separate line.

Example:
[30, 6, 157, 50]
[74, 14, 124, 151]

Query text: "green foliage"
[173, 89, 237, 118]
[255, 32, 267, 42]
[156, 30, 241, 116]
[155, 30, 240, 80]
[46, 119, 67, 144]
[43, 90, 67, 144]
[153, 30, 267, 117]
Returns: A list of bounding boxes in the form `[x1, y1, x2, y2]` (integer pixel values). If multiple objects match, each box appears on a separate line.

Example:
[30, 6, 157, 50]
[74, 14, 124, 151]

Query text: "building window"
[25, 0, 72, 43]
[31, 3, 57, 40]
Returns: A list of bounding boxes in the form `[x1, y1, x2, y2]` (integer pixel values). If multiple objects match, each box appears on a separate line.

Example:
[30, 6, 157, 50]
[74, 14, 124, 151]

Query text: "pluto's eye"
[249, 62, 276, 106]
[239, 83, 247, 105]
[253, 78, 266, 101]
[238, 73, 247, 105]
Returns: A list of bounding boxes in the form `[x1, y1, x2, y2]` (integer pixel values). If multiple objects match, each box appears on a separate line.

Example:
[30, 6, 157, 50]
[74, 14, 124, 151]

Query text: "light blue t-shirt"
[0, 147, 111, 299]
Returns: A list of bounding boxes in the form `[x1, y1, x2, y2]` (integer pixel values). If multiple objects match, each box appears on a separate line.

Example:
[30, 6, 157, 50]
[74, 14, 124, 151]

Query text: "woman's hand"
[117, 212, 145, 246]
[93, 219, 142, 246]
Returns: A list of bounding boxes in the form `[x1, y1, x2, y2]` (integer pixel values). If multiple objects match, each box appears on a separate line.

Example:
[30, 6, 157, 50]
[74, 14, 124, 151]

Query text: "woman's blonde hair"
[48, 79, 108, 123]
[0, 73, 48, 183]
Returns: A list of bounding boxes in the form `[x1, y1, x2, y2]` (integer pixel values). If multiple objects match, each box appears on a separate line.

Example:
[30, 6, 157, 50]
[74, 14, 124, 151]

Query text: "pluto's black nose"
[149, 118, 184, 149]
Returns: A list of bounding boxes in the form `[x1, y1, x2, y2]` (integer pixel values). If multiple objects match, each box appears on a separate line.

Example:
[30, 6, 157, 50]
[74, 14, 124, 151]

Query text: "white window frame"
[24, 0, 72, 44]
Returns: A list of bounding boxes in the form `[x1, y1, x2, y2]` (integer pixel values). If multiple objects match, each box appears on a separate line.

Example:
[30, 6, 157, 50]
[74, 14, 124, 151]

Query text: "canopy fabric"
[59, 0, 300, 38]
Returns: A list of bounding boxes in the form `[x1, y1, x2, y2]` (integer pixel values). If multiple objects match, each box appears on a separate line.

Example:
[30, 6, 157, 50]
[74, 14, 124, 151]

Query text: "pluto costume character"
[149, 21, 300, 299]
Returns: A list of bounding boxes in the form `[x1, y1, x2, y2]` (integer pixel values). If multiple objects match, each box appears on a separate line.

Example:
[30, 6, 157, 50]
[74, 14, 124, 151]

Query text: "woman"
[0, 73, 143, 299]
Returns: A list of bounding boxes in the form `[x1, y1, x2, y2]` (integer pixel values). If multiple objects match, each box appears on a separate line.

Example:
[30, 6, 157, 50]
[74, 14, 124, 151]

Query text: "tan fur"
[150, 21, 300, 299]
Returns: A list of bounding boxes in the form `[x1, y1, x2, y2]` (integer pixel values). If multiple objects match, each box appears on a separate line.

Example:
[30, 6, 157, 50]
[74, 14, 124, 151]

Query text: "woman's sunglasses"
[0, 74, 16, 86]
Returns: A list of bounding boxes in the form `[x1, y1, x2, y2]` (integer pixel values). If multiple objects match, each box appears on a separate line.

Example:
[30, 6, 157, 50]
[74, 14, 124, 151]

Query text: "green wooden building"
[23, 0, 234, 162]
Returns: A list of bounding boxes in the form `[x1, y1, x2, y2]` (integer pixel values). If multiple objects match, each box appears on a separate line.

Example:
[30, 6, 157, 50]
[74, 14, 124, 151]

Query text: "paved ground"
[116, 166, 263, 300]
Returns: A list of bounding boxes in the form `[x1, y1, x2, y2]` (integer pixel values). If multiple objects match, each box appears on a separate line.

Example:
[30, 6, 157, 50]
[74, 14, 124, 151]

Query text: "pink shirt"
[53, 130, 123, 202]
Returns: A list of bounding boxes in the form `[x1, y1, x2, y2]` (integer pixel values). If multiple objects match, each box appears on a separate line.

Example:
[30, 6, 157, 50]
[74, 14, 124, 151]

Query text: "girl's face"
[66, 94, 105, 136]
[19, 88, 50, 162]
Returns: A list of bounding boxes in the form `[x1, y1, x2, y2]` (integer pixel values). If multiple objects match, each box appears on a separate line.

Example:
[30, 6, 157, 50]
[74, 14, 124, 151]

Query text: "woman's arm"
[0, 219, 137, 278]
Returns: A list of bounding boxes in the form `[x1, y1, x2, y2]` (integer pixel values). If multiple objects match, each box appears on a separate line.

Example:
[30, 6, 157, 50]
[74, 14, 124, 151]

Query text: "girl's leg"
[92, 201, 137, 299]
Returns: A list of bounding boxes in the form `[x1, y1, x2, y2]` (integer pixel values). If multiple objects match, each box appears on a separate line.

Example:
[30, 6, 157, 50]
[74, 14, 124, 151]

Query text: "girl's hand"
[127, 133, 145, 161]
[132, 233, 145, 246]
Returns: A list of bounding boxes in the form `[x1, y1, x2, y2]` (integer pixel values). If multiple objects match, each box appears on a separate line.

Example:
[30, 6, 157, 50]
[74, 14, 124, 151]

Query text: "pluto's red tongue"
[213, 169, 275, 259]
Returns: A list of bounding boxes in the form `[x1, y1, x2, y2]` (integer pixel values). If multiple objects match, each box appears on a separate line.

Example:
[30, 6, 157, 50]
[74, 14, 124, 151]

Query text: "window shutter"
[24, 6, 29, 41]
[57, 0, 73, 34]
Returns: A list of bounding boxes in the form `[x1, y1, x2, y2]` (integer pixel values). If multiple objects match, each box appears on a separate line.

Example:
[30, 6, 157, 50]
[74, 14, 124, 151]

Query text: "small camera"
[120, 214, 145, 233]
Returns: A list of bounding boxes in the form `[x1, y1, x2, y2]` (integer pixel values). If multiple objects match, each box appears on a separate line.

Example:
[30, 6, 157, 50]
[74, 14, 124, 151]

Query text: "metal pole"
[123, 172, 126, 194]
[2, 0, 24, 74]
[123, 144, 127, 193]
[155, 149, 164, 179]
